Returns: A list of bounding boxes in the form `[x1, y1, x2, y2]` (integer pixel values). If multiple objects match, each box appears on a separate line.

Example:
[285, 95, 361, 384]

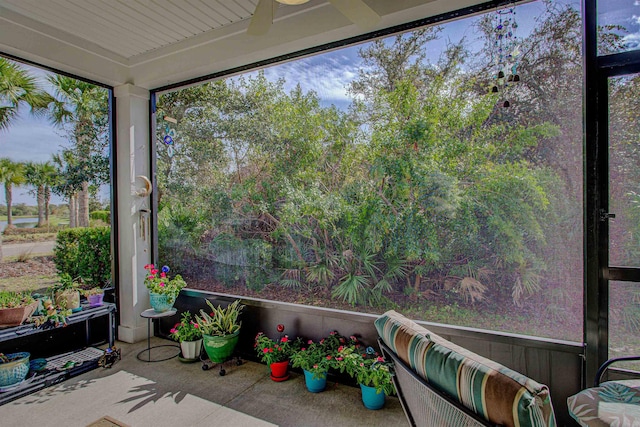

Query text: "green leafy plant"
[82, 287, 104, 297]
[169, 311, 203, 342]
[54, 227, 111, 287]
[290, 331, 347, 378]
[0, 291, 35, 309]
[195, 299, 244, 336]
[143, 264, 186, 304]
[53, 273, 80, 293]
[254, 324, 301, 365]
[335, 344, 395, 395]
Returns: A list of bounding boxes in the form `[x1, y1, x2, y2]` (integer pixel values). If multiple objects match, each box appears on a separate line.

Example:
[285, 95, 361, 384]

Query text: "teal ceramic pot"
[360, 383, 386, 410]
[303, 369, 327, 393]
[149, 292, 174, 313]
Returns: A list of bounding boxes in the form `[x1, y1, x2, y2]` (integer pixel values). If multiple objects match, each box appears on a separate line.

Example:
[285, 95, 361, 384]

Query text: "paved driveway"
[2, 240, 55, 257]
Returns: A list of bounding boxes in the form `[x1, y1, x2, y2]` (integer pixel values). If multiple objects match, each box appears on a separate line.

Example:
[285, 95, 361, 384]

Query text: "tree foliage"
[156, 2, 585, 315]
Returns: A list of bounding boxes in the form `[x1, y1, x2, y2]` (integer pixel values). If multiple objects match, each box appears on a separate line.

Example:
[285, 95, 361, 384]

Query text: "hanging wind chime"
[490, 6, 520, 108]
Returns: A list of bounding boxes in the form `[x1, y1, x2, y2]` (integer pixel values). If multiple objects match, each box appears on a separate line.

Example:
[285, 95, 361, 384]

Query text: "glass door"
[607, 74, 640, 364]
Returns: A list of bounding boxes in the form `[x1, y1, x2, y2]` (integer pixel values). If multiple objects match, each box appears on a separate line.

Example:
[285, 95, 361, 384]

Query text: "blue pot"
[360, 383, 385, 410]
[303, 369, 327, 393]
[149, 292, 174, 313]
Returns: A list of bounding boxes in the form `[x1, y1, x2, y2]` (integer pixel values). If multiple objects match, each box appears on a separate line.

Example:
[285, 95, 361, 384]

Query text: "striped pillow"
[375, 310, 556, 427]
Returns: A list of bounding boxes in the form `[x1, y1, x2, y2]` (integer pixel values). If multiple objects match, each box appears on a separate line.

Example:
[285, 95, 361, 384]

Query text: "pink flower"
[159, 282, 165, 287]
[307, 340, 313, 345]
[151, 269, 159, 275]
[338, 346, 344, 352]
[326, 355, 332, 360]
[377, 357, 384, 362]
[337, 357, 343, 361]
[281, 336, 289, 343]
[360, 362, 365, 367]
[170, 328, 177, 334]
[313, 364, 318, 369]
[160, 272, 166, 278]
[301, 348, 306, 351]
[263, 348, 269, 353]
[194, 324, 199, 328]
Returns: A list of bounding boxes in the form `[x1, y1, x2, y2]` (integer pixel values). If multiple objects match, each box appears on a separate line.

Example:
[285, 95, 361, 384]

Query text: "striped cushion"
[375, 310, 556, 427]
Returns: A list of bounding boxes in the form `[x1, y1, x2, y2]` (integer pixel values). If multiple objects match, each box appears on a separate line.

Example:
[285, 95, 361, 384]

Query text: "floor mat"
[86, 416, 130, 427]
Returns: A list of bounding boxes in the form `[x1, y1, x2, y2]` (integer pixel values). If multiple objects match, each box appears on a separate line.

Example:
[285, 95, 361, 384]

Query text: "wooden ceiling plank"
[233, 0, 259, 16]
[8, 0, 148, 57]
[76, 0, 176, 50]
[188, 0, 234, 23]
[150, 0, 212, 33]
[217, 0, 253, 18]
[174, 0, 230, 29]
[110, 0, 187, 41]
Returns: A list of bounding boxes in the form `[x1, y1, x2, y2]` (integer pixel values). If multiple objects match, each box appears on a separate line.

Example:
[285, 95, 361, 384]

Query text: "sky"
[3, 0, 631, 208]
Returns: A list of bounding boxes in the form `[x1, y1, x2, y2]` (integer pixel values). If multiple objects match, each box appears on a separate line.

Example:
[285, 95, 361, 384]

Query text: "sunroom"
[0, 0, 637, 426]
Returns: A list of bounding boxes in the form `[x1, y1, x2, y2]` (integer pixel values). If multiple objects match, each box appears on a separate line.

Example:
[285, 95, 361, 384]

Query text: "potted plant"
[290, 332, 341, 393]
[82, 287, 105, 307]
[195, 299, 244, 363]
[143, 264, 186, 313]
[254, 324, 300, 381]
[0, 291, 38, 328]
[53, 273, 81, 312]
[169, 311, 203, 361]
[336, 344, 395, 409]
[0, 352, 30, 387]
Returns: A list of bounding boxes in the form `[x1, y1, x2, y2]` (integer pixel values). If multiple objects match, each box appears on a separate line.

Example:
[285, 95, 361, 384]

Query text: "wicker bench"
[375, 310, 557, 427]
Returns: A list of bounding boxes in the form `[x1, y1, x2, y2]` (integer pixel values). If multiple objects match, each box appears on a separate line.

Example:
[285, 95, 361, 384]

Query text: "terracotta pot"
[0, 302, 38, 327]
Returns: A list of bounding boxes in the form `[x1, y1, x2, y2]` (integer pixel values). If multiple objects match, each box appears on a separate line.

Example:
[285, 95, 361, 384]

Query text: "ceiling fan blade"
[248, 0, 276, 36]
[328, 0, 380, 29]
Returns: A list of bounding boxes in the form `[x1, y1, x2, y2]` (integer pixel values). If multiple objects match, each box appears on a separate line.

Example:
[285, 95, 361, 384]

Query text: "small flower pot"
[180, 339, 203, 360]
[303, 369, 327, 393]
[55, 290, 81, 312]
[269, 360, 290, 381]
[87, 293, 104, 307]
[360, 383, 386, 410]
[149, 292, 174, 313]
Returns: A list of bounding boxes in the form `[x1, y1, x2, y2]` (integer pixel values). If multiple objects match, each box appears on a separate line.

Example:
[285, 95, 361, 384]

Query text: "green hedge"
[89, 210, 111, 224]
[54, 227, 112, 287]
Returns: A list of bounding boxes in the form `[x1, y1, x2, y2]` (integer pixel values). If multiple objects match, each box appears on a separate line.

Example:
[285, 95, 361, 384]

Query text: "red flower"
[276, 324, 285, 333]
[160, 272, 167, 278]
[326, 355, 332, 360]
[263, 348, 269, 353]
[338, 346, 344, 352]
[377, 356, 384, 362]
[281, 336, 289, 343]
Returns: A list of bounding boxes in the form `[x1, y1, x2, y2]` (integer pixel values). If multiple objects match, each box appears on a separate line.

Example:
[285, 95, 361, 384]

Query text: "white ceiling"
[0, 0, 485, 90]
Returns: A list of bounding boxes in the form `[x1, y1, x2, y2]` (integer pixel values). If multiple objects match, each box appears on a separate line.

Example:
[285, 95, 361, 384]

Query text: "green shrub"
[90, 210, 111, 224]
[54, 227, 111, 287]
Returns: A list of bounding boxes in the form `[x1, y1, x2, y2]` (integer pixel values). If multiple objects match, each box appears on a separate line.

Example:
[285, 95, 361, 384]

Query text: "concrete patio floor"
[0, 338, 406, 427]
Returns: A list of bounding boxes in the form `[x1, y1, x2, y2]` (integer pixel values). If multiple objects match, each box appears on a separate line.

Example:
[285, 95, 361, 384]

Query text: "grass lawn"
[0, 274, 57, 294]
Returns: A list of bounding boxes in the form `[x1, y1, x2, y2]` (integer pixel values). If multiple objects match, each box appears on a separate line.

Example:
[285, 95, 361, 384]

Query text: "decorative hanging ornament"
[490, 5, 521, 108]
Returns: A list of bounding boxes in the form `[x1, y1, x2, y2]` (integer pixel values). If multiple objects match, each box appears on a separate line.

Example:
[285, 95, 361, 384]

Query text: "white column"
[114, 84, 152, 343]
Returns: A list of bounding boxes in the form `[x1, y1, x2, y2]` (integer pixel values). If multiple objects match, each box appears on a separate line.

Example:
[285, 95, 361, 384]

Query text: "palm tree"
[0, 58, 51, 133]
[25, 161, 56, 227]
[0, 158, 25, 229]
[48, 76, 108, 228]
[52, 150, 81, 228]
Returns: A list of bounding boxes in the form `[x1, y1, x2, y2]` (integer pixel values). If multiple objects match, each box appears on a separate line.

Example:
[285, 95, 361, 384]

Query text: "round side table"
[136, 308, 180, 362]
